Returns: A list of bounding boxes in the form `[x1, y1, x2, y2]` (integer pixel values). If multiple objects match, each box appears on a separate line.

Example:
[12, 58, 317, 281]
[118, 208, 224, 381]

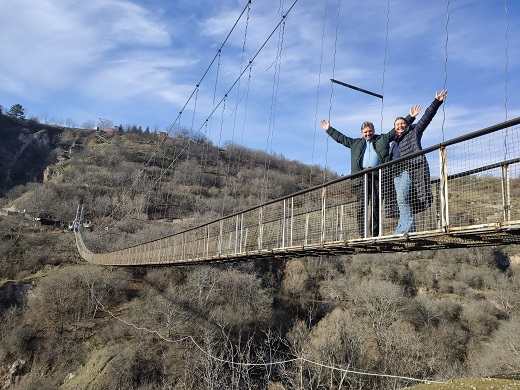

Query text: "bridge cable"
[441, 0, 450, 142]
[324, 0, 342, 182]
[150, 0, 293, 227]
[261, 0, 287, 203]
[195, 50, 222, 219]
[379, 0, 390, 135]
[147, 136, 163, 221]
[504, 0, 509, 161]
[158, 129, 170, 220]
[125, 4, 246, 224]
[164, 115, 184, 221]
[231, 65, 253, 206]
[181, 82, 202, 215]
[226, 1, 251, 214]
[310, 0, 329, 186]
[218, 96, 228, 217]
[504, 0, 509, 122]
[158, 154, 172, 221]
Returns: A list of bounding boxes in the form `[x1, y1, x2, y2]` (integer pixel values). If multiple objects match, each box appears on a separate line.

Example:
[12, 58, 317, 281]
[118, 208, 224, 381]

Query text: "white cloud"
[0, 0, 171, 95]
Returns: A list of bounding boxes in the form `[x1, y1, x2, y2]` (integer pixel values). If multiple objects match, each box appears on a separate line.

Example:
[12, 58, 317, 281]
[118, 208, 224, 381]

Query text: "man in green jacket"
[320, 106, 420, 237]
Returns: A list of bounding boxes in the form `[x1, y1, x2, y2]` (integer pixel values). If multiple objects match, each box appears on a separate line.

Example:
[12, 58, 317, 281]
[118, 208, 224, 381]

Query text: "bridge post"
[501, 164, 511, 221]
[305, 213, 309, 246]
[258, 207, 263, 251]
[282, 199, 286, 248]
[218, 220, 223, 256]
[205, 225, 209, 257]
[237, 215, 241, 253]
[174, 235, 178, 263]
[378, 168, 382, 237]
[239, 214, 244, 253]
[440, 146, 450, 231]
[363, 173, 368, 238]
[339, 204, 344, 240]
[290, 197, 294, 247]
[182, 233, 186, 261]
[321, 187, 327, 245]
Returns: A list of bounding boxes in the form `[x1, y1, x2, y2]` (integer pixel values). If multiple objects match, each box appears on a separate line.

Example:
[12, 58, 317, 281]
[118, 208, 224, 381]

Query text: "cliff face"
[0, 116, 62, 194]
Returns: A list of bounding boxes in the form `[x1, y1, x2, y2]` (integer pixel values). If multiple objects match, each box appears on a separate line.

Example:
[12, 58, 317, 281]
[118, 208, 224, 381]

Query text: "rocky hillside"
[1, 114, 520, 389]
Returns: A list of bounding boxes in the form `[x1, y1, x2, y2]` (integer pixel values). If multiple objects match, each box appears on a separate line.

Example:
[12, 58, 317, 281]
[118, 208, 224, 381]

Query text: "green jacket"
[326, 114, 415, 175]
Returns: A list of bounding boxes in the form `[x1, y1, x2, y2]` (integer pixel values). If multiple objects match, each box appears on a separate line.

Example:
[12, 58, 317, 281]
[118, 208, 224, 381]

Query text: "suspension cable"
[504, 0, 509, 122]
[226, 1, 251, 214]
[233, 65, 253, 203]
[218, 96, 228, 217]
[504, 0, 509, 160]
[195, 50, 222, 218]
[311, 0, 329, 187]
[379, 0, 390, 135]
[325, 0, 342, 181]
[162, 113, 182, 220]
[262, 0, 287, 203]
[328, 0, 341, 122]
[441, 0, 450, 142]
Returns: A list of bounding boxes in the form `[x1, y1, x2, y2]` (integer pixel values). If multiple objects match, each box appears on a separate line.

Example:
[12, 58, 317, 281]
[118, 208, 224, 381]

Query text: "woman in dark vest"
[388, 89, 448, 234]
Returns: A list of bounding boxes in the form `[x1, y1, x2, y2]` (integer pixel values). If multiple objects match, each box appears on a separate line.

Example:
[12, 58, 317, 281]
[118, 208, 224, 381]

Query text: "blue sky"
[1, 0, 519, 175]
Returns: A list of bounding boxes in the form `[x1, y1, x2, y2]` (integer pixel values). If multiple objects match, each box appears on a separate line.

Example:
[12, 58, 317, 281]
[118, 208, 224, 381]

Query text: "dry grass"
[403, 377, 520, 389]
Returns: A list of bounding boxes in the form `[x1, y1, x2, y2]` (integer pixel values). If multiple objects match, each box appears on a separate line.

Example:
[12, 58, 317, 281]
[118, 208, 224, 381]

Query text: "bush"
[27, 265, 131, 333]
[101, 344, 164, 389]
[459, 300, 506, 337]
[468, 315, 520, 376]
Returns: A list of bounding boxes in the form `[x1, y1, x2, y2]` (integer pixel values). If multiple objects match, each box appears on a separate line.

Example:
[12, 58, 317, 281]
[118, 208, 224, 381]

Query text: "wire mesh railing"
[76, 118, 520, 266]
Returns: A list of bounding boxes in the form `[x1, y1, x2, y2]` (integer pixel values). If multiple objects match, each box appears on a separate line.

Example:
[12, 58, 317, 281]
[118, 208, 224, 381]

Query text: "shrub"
[467, 315, 520, 376]
[459, 300, 506, 337]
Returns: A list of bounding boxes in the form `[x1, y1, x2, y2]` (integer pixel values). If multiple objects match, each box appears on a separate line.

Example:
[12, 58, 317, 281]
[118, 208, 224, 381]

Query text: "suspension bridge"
[72, 0, 519, 266]
[75, 117, 520, 265]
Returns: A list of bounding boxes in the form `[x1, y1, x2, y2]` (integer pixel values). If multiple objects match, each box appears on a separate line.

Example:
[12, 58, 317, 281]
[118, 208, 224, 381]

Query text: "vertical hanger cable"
[311, 0, 329, 186]
[324, 0, 342, 181]
[379, 0, 390, 135]
[441, 0, 450, 142]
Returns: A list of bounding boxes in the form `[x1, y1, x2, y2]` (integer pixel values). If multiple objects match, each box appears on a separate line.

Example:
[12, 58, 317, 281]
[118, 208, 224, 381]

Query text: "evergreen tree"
[7, 104, 25, 120]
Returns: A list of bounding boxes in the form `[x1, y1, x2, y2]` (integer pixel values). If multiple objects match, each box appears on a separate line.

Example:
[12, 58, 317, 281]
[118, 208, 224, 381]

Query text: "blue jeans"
[394, 171, 416, 234]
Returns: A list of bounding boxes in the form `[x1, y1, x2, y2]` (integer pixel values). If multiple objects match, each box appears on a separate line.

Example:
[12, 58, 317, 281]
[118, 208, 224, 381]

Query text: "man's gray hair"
[361, 121, 375, 131]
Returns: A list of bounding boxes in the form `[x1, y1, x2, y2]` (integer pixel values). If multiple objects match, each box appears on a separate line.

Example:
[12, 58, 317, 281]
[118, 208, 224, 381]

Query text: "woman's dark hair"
[394, 116, 409, 126]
